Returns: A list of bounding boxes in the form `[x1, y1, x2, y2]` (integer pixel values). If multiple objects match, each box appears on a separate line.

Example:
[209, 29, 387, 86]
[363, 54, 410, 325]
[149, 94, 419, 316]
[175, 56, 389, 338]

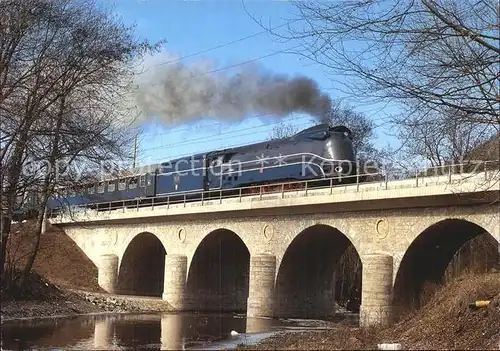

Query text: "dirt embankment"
[5, 221, 103, 293]
[1, 272, 139, 321]
[240, 273, 500, 350]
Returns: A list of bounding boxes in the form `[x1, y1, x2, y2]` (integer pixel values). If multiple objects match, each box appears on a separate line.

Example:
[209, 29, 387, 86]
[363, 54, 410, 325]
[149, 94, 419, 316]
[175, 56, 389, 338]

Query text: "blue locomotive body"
[46, 123, 357, 213]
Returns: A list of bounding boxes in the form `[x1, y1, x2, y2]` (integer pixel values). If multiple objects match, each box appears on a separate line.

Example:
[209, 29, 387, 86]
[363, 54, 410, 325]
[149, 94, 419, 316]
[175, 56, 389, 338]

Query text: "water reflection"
[94, 317, 113, 349]
[161, 314, 182, 350]
[1, 312, 300, 350]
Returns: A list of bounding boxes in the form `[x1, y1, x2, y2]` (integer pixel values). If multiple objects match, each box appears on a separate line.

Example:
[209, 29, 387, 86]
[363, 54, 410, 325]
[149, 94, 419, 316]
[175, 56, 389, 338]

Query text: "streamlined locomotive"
[46, 123, 357, 212]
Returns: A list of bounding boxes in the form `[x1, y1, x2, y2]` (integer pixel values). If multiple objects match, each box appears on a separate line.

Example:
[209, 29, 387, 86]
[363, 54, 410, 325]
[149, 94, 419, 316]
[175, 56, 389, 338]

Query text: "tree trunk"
[1, 128, 30, 275]
[20, 96, 65, 285]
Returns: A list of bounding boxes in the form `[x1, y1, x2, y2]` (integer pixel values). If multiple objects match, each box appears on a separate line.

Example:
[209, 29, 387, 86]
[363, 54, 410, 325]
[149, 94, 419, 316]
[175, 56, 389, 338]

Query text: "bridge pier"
[247, 253, 276, 318]
[98, 254, 118, 293]
[162, 254, 187, 309]
[360, 254, 393, 328]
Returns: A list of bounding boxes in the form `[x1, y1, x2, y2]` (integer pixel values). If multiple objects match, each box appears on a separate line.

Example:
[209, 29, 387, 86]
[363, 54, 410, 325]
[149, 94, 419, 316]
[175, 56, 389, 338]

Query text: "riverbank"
[2, 292, 174, 322]
[2, 289, 107, 322]
[2, 273, 499, 349]
[1, 275, 175, 322]
[239, 273, 500, 350]
[2, 221, 174, 322]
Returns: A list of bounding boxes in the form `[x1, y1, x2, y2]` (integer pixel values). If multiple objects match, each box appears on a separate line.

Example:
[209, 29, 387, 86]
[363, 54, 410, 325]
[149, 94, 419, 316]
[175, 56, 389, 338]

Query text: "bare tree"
[0, 0, 160, 288]
[396, 106, 498, 168]
[270, 121, 300, 140]
[326, 101, 379, 161]
[254, 0, 499, 167]
[465, 134, 499, 162]
[334, 245, 362, 312]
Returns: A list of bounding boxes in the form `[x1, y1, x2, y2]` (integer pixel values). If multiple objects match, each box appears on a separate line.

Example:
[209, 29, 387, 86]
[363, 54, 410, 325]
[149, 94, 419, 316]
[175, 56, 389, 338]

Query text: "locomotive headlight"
[334, 165, 343, 173]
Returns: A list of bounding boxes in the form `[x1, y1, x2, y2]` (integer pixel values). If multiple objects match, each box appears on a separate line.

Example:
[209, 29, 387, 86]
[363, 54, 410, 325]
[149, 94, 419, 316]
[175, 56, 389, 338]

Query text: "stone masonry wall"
[61, 203, 499, 320]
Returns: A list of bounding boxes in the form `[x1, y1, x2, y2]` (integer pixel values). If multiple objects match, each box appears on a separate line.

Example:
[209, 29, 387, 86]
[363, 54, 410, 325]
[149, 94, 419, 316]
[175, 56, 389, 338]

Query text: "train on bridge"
[14, 123, 363, 218]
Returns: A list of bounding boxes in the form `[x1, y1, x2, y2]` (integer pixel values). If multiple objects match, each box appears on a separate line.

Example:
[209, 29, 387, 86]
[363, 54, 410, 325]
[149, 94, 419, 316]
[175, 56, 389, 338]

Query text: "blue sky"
[107, 0, 396, 167]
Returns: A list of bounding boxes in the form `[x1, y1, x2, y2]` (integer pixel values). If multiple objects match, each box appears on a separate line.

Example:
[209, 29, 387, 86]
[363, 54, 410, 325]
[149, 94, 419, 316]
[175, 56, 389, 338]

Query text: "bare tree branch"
[1, 0, 161, 287]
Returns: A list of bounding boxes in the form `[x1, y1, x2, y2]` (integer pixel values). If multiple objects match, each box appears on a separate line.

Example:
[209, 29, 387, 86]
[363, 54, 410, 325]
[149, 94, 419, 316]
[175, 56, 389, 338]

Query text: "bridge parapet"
[50, 169, 498, 225]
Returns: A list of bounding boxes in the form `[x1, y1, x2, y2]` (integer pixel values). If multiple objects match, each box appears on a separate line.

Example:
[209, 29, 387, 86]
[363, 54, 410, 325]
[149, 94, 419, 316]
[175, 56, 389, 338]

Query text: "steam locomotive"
[45, 123, 358, 213]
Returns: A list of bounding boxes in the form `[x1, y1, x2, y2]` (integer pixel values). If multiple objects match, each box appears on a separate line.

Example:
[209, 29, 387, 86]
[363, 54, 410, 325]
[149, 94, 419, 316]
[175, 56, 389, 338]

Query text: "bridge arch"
[276, 224, 362, 318]
[393, 218, 499, 313]
[185, 228, 250, 312]
[117, 232, 166, 297]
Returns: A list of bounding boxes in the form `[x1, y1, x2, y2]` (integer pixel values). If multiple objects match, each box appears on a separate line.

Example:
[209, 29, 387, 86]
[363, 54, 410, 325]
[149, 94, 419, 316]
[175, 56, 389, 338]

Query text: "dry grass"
[384, 273, 500, 350]
[240, 273, 500, 350]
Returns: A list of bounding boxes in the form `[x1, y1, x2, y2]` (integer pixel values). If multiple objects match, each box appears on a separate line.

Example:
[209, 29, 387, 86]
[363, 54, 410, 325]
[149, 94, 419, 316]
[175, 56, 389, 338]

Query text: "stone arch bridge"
[51, 170, 499, 327]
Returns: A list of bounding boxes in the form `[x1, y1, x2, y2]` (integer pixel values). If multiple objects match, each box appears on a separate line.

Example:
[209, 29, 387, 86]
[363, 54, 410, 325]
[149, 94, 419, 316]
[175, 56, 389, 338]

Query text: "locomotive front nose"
[323, 127, 357, 177]
[324, 135, 355, 161]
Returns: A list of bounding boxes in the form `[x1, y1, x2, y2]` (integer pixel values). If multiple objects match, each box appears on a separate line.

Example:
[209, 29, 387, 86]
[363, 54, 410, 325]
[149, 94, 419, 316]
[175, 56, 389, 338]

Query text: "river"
[1, 312, 347, 350]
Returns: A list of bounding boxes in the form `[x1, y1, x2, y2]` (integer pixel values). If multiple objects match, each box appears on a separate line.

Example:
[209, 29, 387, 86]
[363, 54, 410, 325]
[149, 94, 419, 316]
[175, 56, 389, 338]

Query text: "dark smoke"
[133, 53, 331, 125]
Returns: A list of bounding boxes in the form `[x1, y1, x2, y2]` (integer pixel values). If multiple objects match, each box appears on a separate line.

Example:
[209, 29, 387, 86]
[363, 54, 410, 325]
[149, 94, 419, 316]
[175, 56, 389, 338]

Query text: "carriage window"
[139, 175, 146, 187]
[97, 182, 105, 193]
[129, 177, 137, 189]
[108, 181, 116, 192]
[118, 179, 126, 191]
[87, 184, 95, 194]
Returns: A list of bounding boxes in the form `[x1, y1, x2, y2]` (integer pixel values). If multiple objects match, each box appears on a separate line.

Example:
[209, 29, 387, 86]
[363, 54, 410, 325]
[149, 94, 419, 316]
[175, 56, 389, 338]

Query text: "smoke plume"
[133, 53, 331, 125]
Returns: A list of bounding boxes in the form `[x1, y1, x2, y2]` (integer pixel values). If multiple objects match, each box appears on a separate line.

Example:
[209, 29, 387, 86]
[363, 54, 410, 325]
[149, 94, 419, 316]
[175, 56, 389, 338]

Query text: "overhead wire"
[135, 21, 305, 145]
[141, 117, 313, 154]
[140, 111, 279, 138]
[140, 111, 309, 141]
[137, 110, 393, 166]
[137, 100, 393, 162]
[131, 17, 390, 164]
[133, 43, 308, 163]
[152, 18, 302, 67]
[139, 108, 391, 154]
[138, 122, 312, 165]
[145, 43, 303, 88]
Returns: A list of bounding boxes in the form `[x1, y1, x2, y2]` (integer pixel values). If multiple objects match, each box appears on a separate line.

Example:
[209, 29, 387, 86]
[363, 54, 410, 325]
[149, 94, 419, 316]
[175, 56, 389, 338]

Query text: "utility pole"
[132, 132, 138, 169]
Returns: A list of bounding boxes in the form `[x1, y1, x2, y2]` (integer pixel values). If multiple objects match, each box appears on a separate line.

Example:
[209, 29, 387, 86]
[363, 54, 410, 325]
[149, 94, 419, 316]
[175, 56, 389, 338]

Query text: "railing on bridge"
[49, 160, 499, 219]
